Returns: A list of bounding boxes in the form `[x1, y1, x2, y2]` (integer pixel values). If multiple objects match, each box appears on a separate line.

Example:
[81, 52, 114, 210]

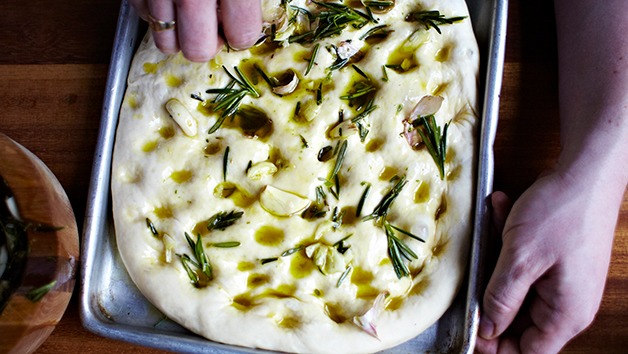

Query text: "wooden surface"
[0, 134, 79, 354]
[0, 0, 626, 353]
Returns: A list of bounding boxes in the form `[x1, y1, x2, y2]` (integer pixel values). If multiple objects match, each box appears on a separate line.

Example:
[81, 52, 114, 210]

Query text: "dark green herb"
[331, 206, 346, 230]
[305, 43, 320, 76]
[290, 5, 313, 19]
[355, 182, 372, 217]
[206, 66, 260, 134]
[414, 115, 449, 180]
[359, 24, 391, 40]
[254, 64, 278, 87]
[184, 232, 213, 280]
[352, 64, 369, 80]
[25, 281, 57, 303]
[328, 140, 348, 197]
[387, 222, 425, 243]
[190, 93, 204, 102]
[281, 245, 304, 257]
[350, 98, 378, 123]
[300, 135, 309, 148]
[385, 223, 417, 278]
[261, 257, 278, 264]
[362, 175, 406, 222]
[289, 1, 373, 44]
[363, 0, 394, 7]
[381, 65, 389, 82]
[245, 160, 253, 174]
[397, 104, 403, 113]
[207, 210, 244, 231]
[154, 315, 168, 327]
[223, 146, 230, 181]
[210, 241, 241, 248]
[406, 10, 466, 34]
[316, 82, 323, 105]
[333, 233, 353, 254]
[146, 218, 159, 237]
[336, 264, 352, 287]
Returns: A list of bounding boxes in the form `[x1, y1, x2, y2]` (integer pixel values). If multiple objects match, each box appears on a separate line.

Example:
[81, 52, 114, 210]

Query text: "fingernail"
[478, 317, 494, 339]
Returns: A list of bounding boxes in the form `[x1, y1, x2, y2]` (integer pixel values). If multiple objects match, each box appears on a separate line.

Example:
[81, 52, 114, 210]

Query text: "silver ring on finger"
[147, 13, 176, 32]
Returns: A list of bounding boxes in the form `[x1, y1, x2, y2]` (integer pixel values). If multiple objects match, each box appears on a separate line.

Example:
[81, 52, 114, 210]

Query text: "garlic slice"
[162, 233, 176, 263]
[272, 71, 299, 95]
[353, 291, 390, 340]
[247, 162, 278, 180]
[329, 120, 358, 139]
[337, 41, 360, 60]
[260, 185, 310, 217]
[165, 98, 198, 137]
[403, 95, 444, 149]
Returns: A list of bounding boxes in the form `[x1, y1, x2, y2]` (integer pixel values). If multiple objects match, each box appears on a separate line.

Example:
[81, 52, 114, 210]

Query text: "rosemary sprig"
[289, 1, 373, 44]
[362, 175, 406, 222]
[261, 257, 278, 264]
[281, 245, 304, 257]
[352, 64, 369, 79]
[254, 64, 278, 87]
[385, 223, 417, 278]
[184, 232, 213, 280]
[357, 121, 369, 142]
[327, 140, 348, 198]
[211, 241, 241, 248]
[25, 281, 57, 303]
[350, 98, 378, 123]
[381, 65, 389, 82]
[363, 0, 394, 7]
[316, 82, 323, 105]
[407, 10, 466, 34]
[207, 210, 244, 231]
[359, 24, 391, 40]
[300, 135, 309, 148]
[305, 43, 320, 76]
[146, 218, 159, 237]
[223, 146, 230, 181]
[414, 115, 449, 180]
[355, 182, 371, 217]
[387, 221, 425, 243]
[331, 206, 346, 230]
[206, 66, 260, 134]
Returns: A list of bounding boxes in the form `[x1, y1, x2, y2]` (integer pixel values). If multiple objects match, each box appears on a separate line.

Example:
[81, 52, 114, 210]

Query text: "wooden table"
[0, 0, 626, 353]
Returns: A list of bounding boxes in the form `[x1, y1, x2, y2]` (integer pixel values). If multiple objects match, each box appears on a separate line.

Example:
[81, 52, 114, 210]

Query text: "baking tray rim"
[79, 0, 509, 352]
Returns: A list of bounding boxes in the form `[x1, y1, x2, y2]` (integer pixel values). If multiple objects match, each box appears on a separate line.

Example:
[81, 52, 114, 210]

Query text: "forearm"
[554, 0, 628, 192]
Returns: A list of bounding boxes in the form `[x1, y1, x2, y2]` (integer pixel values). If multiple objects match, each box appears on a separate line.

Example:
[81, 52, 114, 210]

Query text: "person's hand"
[475, 168, 621, 354]
[130, 0, 262, 62]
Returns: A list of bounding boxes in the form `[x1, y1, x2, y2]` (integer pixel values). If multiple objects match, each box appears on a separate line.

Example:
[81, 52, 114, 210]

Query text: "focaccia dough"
[112, 0, 479, 352]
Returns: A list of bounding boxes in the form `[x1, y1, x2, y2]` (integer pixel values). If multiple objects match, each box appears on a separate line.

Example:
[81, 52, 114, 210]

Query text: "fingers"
[129, 0, 150, 21]
[479, 194, 552, 341]
[176, 0, 222, 62]
[148, 0, 179, 54]
[220, 0, 263, 49]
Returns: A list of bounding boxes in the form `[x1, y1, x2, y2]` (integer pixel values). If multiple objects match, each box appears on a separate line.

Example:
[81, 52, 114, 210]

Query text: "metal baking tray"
[79, 0, 507, 352]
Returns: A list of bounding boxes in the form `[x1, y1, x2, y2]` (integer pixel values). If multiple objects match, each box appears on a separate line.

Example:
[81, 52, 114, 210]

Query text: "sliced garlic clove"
[162, 233, 176, 263]
[337, 41, 360, 60]
[247, 162, 278, 180]
[403, 119, 422, 149]
[353, 291, 390, 340]
[329, 120, 358, 139]
[404, 95, 444, 149]
[165, 98, 198, 137]
[410, 95, 444, 118]
[260, 185, 310, 217]
[272, 71, 300, 95]
[300, 100, 321, 122]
